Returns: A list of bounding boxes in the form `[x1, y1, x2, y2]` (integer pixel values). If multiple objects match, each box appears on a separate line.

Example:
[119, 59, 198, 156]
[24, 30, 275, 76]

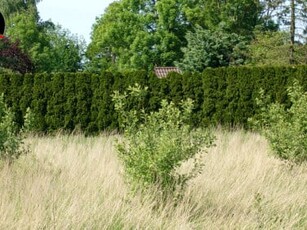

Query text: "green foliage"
[112, 84, 215, 197]
[6, 12, 50, 72]
[247, 31, 290, 66]
[0, 66, 307, 134]
[0, 0, 41, 17]
[22, 107, 36, 134]
[63, 73, 76, 131]
[46, 73, 65, 131]
[96, 72, 117, 131]
[0, 0, 41, 21]
[247, 31, 307, 65]
[86, 0, 189, 72]
[177, 26, 248, 72]
[0, 94, 24, 162]
[86, 0, 267, 72]
[199, 0, 262, 36]
[6, 12, 85, 73]
[250, 81, 307, 162]
[0, 38, 34, 74]
[39, 24, 85, 73]
[75, 73, 92, 131]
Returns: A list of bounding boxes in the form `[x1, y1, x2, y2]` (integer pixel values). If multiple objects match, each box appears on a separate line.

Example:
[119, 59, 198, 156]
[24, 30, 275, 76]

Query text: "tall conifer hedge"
[0, 66, 306, 133]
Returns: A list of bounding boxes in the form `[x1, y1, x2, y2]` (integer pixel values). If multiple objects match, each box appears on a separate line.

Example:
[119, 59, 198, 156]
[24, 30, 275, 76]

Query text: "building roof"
[154, 67, 181, 78]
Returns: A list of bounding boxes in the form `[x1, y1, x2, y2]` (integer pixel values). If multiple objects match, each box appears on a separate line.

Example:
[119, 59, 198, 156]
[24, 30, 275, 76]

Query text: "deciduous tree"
[6, 12, 85, 72]
[87, 0, 265, 72]
[0, 37, 34, 74]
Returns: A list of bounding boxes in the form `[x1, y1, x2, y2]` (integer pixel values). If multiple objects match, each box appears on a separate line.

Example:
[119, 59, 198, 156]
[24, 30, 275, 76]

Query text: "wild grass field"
[0, 130, 306, 229]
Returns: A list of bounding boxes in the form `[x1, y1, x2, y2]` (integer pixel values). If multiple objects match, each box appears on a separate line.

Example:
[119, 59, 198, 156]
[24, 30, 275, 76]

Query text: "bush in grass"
[112, 84, 215, 198]
[250, 80, 307, 162]
[22, 107, 37, 134]
[0, 94, 24, 162]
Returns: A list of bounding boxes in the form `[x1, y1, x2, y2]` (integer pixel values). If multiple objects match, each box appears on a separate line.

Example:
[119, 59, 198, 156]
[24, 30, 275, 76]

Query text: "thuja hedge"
[202, 66, 307, 126]
[0, 66, 306, 133]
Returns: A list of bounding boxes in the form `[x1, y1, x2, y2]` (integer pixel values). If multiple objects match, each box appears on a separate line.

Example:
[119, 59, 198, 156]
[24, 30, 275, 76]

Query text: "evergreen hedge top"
[0, 65, 306, 134]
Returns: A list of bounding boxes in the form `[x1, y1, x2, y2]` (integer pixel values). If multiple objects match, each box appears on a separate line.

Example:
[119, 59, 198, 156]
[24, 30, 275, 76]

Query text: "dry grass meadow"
[0, 130, 306, 229]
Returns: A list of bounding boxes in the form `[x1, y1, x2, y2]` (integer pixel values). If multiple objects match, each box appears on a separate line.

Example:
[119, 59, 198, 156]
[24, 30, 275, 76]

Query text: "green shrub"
[0, 94, 24, 162]
[250, 80, 307, 162]
[22, 107, 36, 134]
[112, 84, 215, 198]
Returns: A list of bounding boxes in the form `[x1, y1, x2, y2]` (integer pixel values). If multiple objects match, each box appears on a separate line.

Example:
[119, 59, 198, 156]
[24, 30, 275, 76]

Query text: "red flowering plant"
[0, 37, 34, 74]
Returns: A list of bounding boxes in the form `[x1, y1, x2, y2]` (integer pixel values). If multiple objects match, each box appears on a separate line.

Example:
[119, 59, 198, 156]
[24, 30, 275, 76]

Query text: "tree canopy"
[0, 0, 42, 21]
[177, 26, 248, 72]
[1, 0, 306, 74]
[86, 0, 273, 72]
[86, 0, 191, 72]
[1, 2, 85, 73]
[0, 37, 34, 74]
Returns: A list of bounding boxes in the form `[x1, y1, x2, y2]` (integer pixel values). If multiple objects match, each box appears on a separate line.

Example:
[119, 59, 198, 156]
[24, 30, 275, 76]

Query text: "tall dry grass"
[0, 130, 306, 229]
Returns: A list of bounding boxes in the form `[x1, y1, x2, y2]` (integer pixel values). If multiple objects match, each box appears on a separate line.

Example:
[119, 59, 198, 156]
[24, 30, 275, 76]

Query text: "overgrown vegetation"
[0, 94, 24, 162]
[112, 84, 215, 198]
[0, 131, 306, 228]
[250, 80, 307, 162]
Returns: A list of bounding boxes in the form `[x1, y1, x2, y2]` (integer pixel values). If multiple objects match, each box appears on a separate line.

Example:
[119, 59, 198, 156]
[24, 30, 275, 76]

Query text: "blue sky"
[37, 0, 115, 44]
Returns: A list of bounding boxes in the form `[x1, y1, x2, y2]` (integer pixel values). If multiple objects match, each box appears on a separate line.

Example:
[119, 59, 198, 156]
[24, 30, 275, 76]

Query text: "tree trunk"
[289, 0, 295, 64]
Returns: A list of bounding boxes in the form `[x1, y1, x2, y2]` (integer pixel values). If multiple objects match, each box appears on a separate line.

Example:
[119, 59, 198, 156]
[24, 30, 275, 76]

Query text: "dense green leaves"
[1, 0, 85, 74]
[198, 0, 262, 35]
[247, 31, 307, 65]
[0, 66, 306, 133]
[0, 0, 41, 21]
[0, 94, 25, 162]
[1, 0, 306, 73]
[87, 0, 264, 72]
[113, 85, 215, 197]
[87, 0, 268, 72]
[6, 12, 85, 73]
[177, 26, 248, 72]
[250, 81, 307, 162]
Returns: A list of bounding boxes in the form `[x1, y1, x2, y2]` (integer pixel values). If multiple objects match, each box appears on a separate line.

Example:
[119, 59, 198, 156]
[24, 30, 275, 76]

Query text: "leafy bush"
[0, 94, 25, 162]
[112, 84, 215, 197]
[250, 80, 307, 162]
[0, 37, 34, 74]
[22, 107, 37, 134]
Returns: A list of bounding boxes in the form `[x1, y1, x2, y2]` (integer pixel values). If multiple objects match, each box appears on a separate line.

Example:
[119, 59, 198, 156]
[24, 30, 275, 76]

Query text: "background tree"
[86, 0, 267, 72]
[248, 31, 290, 65]
[287, 0, 307, 63]
[86, 1, 142, 72]
[1, 0, 85, 73]
[177, 26, 248, 72]
[0, 37, 34, 74]
[0, 0, 42, 22]
[41, 24, 85, 72]
[86, 0, 191, 72]
[198, 0, 263, 36]
[261, 0, 307, 63]
[6, 11, 85, 73]
[247, 30, 307, 65]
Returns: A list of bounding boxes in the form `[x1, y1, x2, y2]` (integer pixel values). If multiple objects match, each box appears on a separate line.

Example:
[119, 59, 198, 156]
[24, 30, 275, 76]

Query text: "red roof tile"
[154, 67, 181, 78]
